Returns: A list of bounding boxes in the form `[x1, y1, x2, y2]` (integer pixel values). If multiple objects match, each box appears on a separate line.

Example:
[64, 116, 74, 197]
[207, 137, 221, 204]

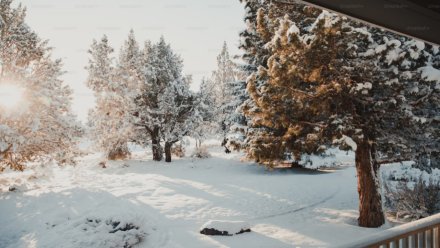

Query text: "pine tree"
[132, 36, 190, 162]
[238, 0, 304, 157]
[371, 39, 440, 172]
[0, 0, 82, 170]
[86, 35, 133, 160]
[159, 79, 196, 162]
[222, 65, 248, 151]
[241, 1, 439, 227]
[202, 42, 246, 152]
[415, 50, 440, 171]
[192, 78, 217, 147]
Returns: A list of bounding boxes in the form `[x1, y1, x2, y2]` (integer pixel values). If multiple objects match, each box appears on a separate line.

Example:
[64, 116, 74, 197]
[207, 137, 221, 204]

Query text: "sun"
[0, 83, 25, 109]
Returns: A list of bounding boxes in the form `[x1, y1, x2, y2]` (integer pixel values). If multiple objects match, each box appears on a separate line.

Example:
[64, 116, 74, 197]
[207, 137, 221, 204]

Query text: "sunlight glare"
[0, 83, 24, 109]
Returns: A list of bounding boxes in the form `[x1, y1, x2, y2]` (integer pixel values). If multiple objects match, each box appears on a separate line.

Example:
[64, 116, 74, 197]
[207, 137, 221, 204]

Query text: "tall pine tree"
[201, 42, 246, 152]
[86, 35, 134, 160]
[240, 1, 439, 227]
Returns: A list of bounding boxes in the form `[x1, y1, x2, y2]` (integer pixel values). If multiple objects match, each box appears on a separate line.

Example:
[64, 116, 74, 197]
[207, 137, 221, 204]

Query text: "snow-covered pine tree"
[86, 35, 134, 160]
[222, 65, 247, 151]
[367, 38, 440, 172]
[191, 78, 216, 147]
[132, 36, 187, 162]
[238, 1, 269, 156]
[0, 0, 82, 170]
[159, 79, 196, 162]
[414, 50, 440, 171]
[245, 3, 439, 227]
[202, 42, 246, 152]
[117, 30, 143, 100]
[238, 0, 269, 75]
[239, 0, 309, 157]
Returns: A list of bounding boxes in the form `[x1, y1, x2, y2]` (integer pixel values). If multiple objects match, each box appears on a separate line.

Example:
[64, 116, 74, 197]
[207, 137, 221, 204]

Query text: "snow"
[287, 23, 300, 36]
[382, 162, 440, 185]
[414, 40, 425, 51]
[333, 135, 357, 151]
[354, 82, 372, 94]
[385, 49, 402, 65]
[300, 148, 354, 169]
[384, 78, 399, 86]
[387, 39, 401, 48]
[420, 65, 440, 83]
[375, 44, 387, 54]
[352, 27, 373, 43]
[309, 10, 340, 31]
[0, 145, 392, 247]
[200, 220, 250, 235]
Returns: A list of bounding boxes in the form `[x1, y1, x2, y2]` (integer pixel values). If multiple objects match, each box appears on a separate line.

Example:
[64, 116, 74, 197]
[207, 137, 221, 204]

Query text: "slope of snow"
[0, 146, 392, 247]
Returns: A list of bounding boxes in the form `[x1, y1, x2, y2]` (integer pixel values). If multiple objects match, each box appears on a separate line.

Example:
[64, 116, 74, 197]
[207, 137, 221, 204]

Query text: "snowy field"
[0, 143, 393, 248]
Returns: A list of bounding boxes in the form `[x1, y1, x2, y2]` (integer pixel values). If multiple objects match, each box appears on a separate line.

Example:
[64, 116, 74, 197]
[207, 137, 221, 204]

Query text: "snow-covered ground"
[0, 144, 393, 248]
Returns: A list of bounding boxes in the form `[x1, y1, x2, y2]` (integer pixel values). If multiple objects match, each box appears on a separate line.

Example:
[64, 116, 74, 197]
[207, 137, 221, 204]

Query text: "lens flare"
[0, 83, 24, 109]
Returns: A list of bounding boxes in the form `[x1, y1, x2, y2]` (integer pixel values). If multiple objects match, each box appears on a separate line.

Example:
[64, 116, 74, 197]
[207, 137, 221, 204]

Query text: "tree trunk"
[355, 139, 385, 228]
[221, 138, 231, 154]
[151, 128, 162, 161]
[165, 142, 172, 163]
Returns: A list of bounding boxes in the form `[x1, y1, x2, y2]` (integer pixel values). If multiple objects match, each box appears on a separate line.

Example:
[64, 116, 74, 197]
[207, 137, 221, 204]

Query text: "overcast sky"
[18, 0, 245, 122]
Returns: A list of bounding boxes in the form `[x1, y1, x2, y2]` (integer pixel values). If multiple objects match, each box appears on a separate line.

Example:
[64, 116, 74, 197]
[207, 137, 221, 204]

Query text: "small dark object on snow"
[86, 218, 100, 224]
[200, 228, 230, 236]
[236, 229, 251, 234]
[221, 138, 231, 154]
[200, 228, 251, 236]
[110, 220, 121, 229]
[99, 161, 107, 168]
[109, 223, 139, 233]
[105, 219, 140, 234]
[8, 186, 17, 192]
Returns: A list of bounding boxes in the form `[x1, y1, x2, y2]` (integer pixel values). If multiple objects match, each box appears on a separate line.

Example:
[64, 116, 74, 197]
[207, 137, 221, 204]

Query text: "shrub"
[171, 144, 185, 158]
[191, 146, 211, 159]
[384, 176, 440, 220]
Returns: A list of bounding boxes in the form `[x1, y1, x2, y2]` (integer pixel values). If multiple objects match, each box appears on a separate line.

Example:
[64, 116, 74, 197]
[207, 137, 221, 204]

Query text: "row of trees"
[86, 30, 249, 162]
[0, 0, 82, 171]
[237, 0, 439, 227]
[0, 0, 248, 167]
[86, 32, 198, 163]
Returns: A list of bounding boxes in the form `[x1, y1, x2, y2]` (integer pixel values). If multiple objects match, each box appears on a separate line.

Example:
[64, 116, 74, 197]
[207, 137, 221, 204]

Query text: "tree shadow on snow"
[0, 188, 167, 248]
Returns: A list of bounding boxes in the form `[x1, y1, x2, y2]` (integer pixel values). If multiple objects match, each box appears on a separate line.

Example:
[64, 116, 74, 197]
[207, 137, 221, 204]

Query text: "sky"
[18, 0, 245, 122]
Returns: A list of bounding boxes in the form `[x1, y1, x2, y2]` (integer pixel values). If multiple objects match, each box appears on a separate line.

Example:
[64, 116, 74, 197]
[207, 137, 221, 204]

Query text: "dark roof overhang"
[293, 0, 440, 45]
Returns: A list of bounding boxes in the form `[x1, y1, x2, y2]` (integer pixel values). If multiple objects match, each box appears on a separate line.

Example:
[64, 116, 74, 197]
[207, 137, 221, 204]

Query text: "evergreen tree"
[192, 78, 217, 147]
[222, 64, 248, 151]
[202, 42, 246, 152]
[0, 0, 82, 170]
[159, 79, 196, 162]
[86, 35, 133, 160]
[240, 1, 439, 227]
[132, 36, 191, 162]
[369, 38, 440, 172]
[238, 0, 305, 156]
